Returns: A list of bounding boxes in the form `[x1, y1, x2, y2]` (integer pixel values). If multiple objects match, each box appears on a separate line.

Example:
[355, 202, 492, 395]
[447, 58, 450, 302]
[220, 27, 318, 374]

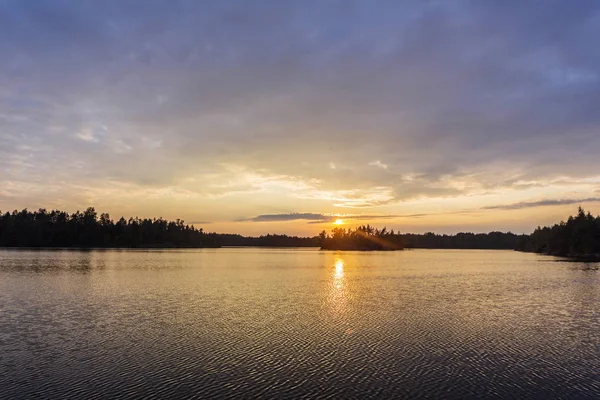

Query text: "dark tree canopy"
[217, 234, 319, 247]
[516, 208, 600, 258]
[403, 231, 525, 250]
[7, 206, 588, 253]
[0, 207, 219, 248]
[0, 207, 322, 249]
[318, 226, 523, 251]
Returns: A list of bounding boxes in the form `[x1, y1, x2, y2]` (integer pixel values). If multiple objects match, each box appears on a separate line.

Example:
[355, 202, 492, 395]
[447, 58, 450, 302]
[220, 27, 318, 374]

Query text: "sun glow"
[329, 257, 346, 316]
[334, 219, 344, 225]
[334, 259, 344, 282]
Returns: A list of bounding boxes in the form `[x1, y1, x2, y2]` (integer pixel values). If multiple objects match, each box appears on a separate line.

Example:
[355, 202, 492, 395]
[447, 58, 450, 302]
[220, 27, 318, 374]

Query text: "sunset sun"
[334, 219, 344, 225]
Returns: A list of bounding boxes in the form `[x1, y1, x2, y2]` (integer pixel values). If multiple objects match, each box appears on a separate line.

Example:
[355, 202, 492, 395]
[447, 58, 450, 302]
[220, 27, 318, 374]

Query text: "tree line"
[403, 231, 525, 250]
[515, 207, 600, 258]
[5, 206, 595, 253]
[0, 207, 319, 249]
[217, 234, 319, 247]
[0, 208, 220, 248]
[319, 225, 404, 250]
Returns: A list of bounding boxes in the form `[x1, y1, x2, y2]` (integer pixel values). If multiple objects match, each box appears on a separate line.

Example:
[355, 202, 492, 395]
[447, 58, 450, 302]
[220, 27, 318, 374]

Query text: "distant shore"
[4, 206, 600, 255]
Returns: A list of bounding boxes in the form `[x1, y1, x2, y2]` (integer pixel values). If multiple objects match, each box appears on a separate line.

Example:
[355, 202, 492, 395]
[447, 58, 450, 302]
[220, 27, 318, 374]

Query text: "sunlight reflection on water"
[328, 256, 346, 317]
[334, 257, 344, 287]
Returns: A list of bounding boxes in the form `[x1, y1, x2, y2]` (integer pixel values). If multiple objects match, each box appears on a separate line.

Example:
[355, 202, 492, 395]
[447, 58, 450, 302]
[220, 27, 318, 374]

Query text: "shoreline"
[517, 250, 600, 263]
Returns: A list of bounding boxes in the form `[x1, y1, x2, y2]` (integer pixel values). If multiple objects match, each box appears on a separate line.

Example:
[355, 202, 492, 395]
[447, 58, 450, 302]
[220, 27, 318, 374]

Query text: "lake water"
[1, 248, 599, 399]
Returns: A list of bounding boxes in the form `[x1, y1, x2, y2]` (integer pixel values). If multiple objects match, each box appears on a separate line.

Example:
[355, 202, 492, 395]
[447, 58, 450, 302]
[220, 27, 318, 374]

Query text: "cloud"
[240, 213, 329, 222]
[368, 160, 388, 170]
[1, 0, 600, 228]
[238, 212, 442, 223]
[483, 197, 600, 211]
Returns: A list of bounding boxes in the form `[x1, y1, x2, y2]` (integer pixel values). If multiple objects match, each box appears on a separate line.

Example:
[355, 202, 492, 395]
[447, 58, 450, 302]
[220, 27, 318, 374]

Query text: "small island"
[319, 225, 404, 251]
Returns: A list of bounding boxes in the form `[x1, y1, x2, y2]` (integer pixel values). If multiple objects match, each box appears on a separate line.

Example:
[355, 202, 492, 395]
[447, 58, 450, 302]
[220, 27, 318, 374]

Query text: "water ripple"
[1, 248, 600, 399]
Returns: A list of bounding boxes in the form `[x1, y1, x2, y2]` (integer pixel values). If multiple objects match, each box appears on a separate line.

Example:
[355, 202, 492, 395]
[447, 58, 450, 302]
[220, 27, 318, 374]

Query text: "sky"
[1, 0, 600, 236]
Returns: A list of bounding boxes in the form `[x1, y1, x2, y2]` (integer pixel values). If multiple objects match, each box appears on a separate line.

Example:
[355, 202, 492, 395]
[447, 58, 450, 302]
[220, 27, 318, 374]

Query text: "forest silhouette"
[0, 207, 219, 248]
[0, 207, 597, 256]
[516, 207, 600, 260]
[0, 206, 520, 250]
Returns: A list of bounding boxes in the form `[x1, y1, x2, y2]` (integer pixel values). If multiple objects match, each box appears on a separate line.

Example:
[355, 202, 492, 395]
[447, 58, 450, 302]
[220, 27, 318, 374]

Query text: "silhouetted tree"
[320, 225, 404, 250]
[0, 207, 219, 248]
[403, 231, 525, 250]
[516, 208, 600, 258]
[217, 233, 320, 247]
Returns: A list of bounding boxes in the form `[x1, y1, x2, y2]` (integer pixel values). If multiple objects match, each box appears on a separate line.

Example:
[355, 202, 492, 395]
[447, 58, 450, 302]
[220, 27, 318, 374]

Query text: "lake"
[1, 248, 599, 399]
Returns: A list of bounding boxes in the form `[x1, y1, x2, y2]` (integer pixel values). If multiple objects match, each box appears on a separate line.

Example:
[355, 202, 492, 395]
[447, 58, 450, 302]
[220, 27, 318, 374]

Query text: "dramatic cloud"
[1, 0, 600, 233]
